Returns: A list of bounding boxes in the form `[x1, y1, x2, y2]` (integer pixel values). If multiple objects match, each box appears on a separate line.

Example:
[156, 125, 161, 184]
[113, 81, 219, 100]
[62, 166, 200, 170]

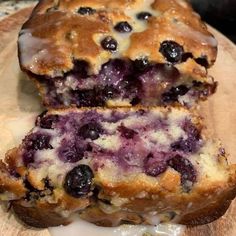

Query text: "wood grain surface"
[0, 7, 235, 236]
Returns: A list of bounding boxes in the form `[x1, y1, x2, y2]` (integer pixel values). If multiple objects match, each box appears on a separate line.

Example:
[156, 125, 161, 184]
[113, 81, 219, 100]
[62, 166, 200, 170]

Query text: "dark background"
[190, 0, 236, 43]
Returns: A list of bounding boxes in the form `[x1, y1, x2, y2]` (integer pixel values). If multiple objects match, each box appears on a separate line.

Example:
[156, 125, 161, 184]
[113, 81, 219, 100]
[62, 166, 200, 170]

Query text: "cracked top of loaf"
[18, 0, 217, 78]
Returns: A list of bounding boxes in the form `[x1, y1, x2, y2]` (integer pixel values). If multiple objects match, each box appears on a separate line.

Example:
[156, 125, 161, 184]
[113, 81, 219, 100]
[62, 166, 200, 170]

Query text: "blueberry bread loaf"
[18, 0, 217, 108]
[1, 107, 235, 228]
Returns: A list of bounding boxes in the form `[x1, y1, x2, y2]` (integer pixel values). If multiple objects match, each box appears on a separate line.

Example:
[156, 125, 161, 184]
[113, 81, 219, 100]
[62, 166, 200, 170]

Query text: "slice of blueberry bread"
[18, 0, 217, 108]
[0, 107, 235, 228]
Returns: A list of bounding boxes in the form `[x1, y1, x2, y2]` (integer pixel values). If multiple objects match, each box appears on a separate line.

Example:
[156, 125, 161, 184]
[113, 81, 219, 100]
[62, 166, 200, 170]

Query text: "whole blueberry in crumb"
[24, 133, 53, 151]
[168, 155, 196, 187]
[160, 41, 184, 63]
[37, 114, 59, 129]
[72, 60, 89, 78]
[78, 7, 96, 15]
[101, 36, 118, 51]
[118, 126, 138, 139]
[174, 85, 189, 96]
[133, 57, 150, 71]
[136, 12, 152, 20]
[74, 89, 104, 107]
[101, 85, 118, 100]
[171, 138, 196, 153]
[131, 97, 141, 105]
[58, 140, 84, 163]
[78, 122, 103, 140]
[35, 110, 47, 126]
[114, 21, 132, 33]
[144, 153, 168, 177]
[64, 165, 94, 198]
[162, 85, 189, 103]
[118, 75, 141, 99]
[195, 56, 209, 68]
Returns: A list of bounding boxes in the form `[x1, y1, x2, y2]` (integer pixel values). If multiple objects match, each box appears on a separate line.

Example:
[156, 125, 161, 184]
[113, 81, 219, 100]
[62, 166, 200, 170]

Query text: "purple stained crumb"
[22, 109, 200, 191]
[144, 153, 169, 177]
[37, 114, 59, 129]
[23, 150, 35, 166]
[22, 132, 53, 165]
[22, 134, 53, 165]
[171, 119, 201, 153]
[168, 155, 197, 190]
[58, 139, 85, 163]
[23, 133, 53, 151]
[118, 126, 138, 139]
[34, 59, 215, 108]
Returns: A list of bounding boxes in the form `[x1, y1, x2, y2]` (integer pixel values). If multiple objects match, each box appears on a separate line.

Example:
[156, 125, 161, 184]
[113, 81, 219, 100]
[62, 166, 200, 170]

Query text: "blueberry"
[130, 97, 141, 105]
[101, 85, 118, 100]
[58, 140, 84, 163]
[144, 153, 168, 177]
[35, 110, 48, 126]
[101, 36, 118, 51]
[78, 122, 103, 140]
[114, 21, 132, 33]
[23, 133, 53, 151]
[136, 12, 152, 20]
[159, 41, 184, 63]
[74, 89, 103, 107]
[118, 126, 138, 139]
[171, 138, 198, 153]
[133, 57, 150, 71]
[161, 85, 189, 103]
[183, 121, 200, 140]
[181, 52, 193, 62]
[192, 80, 203, 87]
[37, 114, 59, 129]
[118, 76, 141, 98]
[195, 56, 209, 68]
[78, 7, 96, 15]
[168, 155, 196, 187]
[64, 165, 94, 198]
[171, 122, 200, 153]
[22, 150, 35, 166]
[174, 85, 189, 96]
[72, 60, 89, 78]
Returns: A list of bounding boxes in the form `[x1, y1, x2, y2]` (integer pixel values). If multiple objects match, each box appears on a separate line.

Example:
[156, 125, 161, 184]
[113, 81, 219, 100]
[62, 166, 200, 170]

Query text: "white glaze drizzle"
[49, 217, 185, 236]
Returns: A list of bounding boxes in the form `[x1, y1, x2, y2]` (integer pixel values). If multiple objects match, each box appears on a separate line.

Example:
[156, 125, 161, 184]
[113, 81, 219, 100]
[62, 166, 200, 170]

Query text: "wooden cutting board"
[0, 7, 235, 236]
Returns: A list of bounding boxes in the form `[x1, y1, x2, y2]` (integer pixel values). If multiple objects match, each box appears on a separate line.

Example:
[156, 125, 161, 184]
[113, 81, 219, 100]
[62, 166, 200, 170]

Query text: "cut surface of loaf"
[0, 107, 235, 228]
[18, 0, 217, 108]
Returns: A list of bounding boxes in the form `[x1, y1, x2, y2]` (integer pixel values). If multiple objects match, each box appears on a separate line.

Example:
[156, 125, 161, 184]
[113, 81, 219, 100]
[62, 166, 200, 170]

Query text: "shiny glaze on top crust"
[18, 0, 217, 78]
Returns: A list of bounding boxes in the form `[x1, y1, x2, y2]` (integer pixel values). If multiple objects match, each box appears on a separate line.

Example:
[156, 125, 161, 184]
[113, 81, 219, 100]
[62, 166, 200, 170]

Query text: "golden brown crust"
[18, 0, 217, 77]
[80, 175, 236, 226]
[11, 183, 236, 228]
[0, 148, 26, 198]
[179, 186, 236, 225]
[12, 201, 71, 228]
[0, 161, 26, 198]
